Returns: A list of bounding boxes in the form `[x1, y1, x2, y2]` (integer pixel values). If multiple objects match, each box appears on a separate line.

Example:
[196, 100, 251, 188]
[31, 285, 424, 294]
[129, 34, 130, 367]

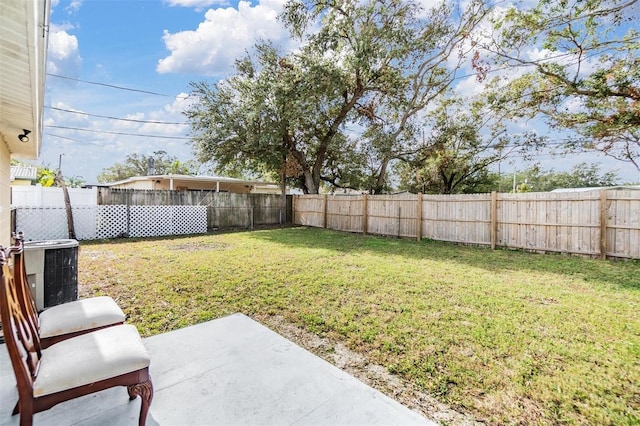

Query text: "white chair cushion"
[34, 324, 150, 397]
[38, 296, 126, 338]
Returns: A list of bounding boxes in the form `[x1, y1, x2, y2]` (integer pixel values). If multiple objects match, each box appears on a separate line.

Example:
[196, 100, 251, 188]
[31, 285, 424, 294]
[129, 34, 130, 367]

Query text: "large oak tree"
[186, 0, 490, 194]
[486, 0, 640, 172]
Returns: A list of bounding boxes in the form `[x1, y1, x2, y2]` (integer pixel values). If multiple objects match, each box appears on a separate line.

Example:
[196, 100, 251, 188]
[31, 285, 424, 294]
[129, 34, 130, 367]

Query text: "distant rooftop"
[550, 185, 640, 193]
[104, 174, 275, 187]
[9, 165, 37, 181]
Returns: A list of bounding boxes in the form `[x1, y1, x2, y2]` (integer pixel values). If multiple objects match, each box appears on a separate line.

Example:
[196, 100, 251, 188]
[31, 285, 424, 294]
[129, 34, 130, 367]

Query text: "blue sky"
[42, 0, 293, 183]
[39, 0, 639, 184]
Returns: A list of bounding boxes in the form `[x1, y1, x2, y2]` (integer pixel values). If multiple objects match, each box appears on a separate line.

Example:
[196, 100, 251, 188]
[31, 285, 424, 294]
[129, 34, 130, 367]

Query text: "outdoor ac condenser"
[23, 239, 79, 311]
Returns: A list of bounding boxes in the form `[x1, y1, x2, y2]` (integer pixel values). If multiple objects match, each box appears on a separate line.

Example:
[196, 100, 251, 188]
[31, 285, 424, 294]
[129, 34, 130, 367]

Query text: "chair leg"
[127, 385, 136, 401]
[19, 413, 33, 426]
[127, 379, 154, 426]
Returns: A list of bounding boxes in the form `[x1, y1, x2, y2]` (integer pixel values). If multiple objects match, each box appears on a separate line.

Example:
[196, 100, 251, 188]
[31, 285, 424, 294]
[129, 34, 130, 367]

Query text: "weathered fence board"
[496, 192, 602, 255]
[422, 194, 491, 245]
[326, 195, 364, 234]
[97, 189, 291, 230]
[292, 194, 325, 228]
[293, 190, 640, 259]
[368, 195, 417, 238]
[608, 190, 640, 259]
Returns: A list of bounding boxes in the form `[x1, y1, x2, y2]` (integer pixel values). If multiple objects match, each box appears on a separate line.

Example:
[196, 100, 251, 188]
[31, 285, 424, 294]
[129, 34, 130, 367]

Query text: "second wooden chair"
[12, 234, 126, 348]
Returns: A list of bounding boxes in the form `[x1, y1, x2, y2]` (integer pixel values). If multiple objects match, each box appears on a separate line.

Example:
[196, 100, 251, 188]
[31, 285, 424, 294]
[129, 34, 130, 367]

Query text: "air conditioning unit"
[24, 239, 79, 311]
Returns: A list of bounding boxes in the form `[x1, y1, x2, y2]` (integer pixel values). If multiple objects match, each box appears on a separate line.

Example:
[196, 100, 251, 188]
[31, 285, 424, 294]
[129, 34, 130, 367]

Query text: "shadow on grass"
[246, 226, 640, 292]
[78, 224, 295, 247]
[78, 225, 639, 291]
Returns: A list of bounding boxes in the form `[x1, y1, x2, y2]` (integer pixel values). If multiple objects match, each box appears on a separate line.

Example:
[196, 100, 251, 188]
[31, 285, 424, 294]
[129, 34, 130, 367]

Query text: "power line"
[47, 73, 191, 99]
[46, 106, 189, 125]
[45, 125, 192, 140]
[44, 133, 106, 146]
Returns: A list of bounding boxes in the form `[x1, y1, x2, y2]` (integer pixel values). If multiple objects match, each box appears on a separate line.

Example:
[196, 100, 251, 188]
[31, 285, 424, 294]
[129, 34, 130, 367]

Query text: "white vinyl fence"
[12, 186, 98, 206]
[15, 205, 207, 241]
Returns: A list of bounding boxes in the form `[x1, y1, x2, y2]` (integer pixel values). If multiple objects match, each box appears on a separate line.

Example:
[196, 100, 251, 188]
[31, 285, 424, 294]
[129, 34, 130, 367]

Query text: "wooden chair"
[0, 245, 153, 426]
[12, 233, 126, 348]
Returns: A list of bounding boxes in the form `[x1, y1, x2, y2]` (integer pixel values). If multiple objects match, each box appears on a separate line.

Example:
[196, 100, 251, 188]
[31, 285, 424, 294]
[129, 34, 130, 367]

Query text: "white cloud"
[560, 97, 585, 114]
[65, 0, 83, 15]
[157, 0, 290, 76]
[165, 0, 228, 12]
[453, 75, 486, 98]
[40, 90, 196, 183]
[46, 24, 82, 77]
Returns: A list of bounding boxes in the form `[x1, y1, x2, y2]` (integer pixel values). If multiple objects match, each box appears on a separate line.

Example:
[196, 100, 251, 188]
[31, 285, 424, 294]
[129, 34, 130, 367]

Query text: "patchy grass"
[79, 227, 640, 425]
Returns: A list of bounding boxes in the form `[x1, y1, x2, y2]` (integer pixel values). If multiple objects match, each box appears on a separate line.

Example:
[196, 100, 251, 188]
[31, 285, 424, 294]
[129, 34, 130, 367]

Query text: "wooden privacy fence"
[97, 189, 292, 231]
[293, 190, 640, 260]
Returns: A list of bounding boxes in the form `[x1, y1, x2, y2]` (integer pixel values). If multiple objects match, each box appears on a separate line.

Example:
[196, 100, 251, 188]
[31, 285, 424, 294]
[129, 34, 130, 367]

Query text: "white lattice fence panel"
[15, 207, 69, 240]
[96, 205, 129, 239]
[171, 206, 207, 235]
[15, 205, 208, 240]
[72, 206, 98, 240]
[129, 206, 174, 238]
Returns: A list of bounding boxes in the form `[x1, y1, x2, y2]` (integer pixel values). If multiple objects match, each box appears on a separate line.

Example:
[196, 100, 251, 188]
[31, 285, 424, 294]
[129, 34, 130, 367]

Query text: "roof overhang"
[0, 0, 50, 159]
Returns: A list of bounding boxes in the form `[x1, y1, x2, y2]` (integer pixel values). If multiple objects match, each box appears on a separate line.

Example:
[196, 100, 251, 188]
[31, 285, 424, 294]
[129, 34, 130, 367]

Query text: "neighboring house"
[10, 166, 38, 186]
[550, 186, 640, 193]
[104, 174, 282, 194]
[0, 0, 50, 245]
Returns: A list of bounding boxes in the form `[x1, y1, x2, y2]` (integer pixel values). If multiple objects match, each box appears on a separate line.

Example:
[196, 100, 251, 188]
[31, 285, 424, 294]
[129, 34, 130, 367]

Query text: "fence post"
[600, 190, 608, 260]
[416, 193, 423, 241]
[291, 195, 296, 225]
[322, 194, 328, 229]
[126, 200, 131, 238]
[491, 191, 497, 250]
[362, 194, 368, 235]
[397, 206, 401, 238]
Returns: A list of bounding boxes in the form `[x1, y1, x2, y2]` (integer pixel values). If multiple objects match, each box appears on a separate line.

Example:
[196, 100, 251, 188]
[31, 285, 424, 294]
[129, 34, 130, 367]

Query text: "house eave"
[0, 0, 49, 159]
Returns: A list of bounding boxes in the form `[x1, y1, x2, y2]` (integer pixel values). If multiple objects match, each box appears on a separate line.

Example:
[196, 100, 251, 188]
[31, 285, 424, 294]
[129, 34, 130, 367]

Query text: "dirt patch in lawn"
[172, 241, 232, 252]
[254, 314, 483, 426]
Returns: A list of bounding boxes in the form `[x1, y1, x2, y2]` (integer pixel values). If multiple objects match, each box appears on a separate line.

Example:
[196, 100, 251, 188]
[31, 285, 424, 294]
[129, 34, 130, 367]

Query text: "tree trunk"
[280, 151, 287, 224]
[55, 173, 76, 240]
[373, 157, 390, 194]
[302, 170, 318, 194]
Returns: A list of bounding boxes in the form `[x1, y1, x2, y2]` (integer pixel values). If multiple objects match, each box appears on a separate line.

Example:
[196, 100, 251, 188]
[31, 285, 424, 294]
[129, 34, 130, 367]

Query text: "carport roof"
[104, 174, 275, 187]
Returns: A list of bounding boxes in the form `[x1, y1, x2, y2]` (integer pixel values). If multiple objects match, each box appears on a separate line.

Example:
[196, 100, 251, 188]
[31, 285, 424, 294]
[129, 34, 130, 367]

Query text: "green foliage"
[64, 176, 85, 188]
[97, 151, 198, 183]
[187, 41, 354, 194]
[187, 0, 490, 194]
[489, 0, 640, 172]
[498, 163, 621, 192]
[37, 167, 57, 187]
[397, 95, 541, 194]
[11, 160, 85, 188]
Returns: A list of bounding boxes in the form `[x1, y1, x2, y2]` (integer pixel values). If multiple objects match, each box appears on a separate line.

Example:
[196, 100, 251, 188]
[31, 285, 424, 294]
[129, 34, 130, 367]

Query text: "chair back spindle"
[10, 234, 41, 342]
[0, 248, 41, 405]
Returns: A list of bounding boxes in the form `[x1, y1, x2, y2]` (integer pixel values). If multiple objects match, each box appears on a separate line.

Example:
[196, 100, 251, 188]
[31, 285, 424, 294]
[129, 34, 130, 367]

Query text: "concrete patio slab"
[1, 313, 434, 425]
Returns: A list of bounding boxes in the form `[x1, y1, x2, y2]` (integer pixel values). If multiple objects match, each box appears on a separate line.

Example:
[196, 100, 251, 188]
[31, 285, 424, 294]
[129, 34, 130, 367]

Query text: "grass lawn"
[79, 227, 640, 425]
